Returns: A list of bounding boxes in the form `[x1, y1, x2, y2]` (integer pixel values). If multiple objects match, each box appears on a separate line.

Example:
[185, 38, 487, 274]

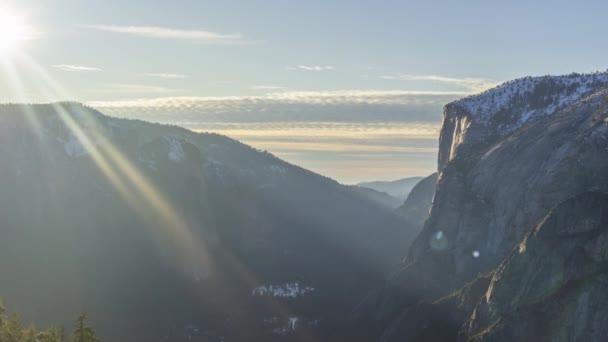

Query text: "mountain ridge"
[356, 177, 424, 200]
[0, 102, 419, 341]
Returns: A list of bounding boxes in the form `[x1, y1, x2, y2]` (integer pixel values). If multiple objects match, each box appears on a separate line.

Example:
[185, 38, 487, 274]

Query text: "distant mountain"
[348, 186, 403, 209]
[396, 173, 437, 229]
[0, 103, 418, 342]
[361, 72, 608, 341]
[356, 177, 424, 200]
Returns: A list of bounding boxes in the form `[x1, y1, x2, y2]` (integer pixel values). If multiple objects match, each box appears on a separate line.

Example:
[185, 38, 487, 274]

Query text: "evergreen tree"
[59, 325, 67, 342]
[0, 299, 83, 342]
[38, 326, 62, 342]
[0, 298, 6, 332]
[71, 314, 98, 342]
[22, 324, 37, 342]
[1, 314, 23, 342]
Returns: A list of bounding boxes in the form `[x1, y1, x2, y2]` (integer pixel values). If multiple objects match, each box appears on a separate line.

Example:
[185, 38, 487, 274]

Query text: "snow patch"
[288, 317, 299, 330]
[64, 133, 89, 158]
[252, 282, 314, 298]
[269, 164, 288, 176]
[264, 317, 320, 336]
[166, 138, 186, 162]
[481, 141, 505, 160]
[270, 317, 300, 335]
[455, 72, 608, 129]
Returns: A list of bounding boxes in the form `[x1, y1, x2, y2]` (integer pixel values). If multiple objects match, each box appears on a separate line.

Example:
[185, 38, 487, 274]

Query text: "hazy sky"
[1, 0, 607, 183]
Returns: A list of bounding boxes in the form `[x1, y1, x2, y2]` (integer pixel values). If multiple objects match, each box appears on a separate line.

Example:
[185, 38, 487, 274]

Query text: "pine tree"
[0, 299, 82, 342]
[1, 314, 23, 342]
[59, 325, 67, 342]
[71, 314, 98, 342]
[38, 326, 62, 342]
[0, 298, 6, 331]
[22, 323, 37, 342]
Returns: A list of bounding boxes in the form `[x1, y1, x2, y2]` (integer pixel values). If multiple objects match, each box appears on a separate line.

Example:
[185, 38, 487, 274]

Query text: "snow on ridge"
[62, 130, 107, 158]
[252, 282, 315, 298]
[453, 72, 608, 126]
[271, 317, 299, 335]
[266, 317, 308, 336]
[64, 133, 89, 158]
[269, 164, 288, 176]
[166, 137, 186, 162]
[288, 317, 299, 331]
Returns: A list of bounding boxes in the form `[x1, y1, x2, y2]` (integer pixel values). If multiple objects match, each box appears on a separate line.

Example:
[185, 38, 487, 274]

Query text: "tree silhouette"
[38, 326, 62, 342]
[1, 314, 23, 342]
[22, 324, 37, 342]
[0, 299, 76, 342]
[71, 314, 98, 342]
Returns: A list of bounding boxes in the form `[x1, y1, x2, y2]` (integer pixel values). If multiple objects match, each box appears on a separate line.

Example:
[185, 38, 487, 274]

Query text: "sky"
[1, 0, 607, 183]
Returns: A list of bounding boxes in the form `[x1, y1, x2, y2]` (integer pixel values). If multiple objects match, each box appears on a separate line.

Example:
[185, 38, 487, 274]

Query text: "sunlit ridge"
[10, 54, 311, 336]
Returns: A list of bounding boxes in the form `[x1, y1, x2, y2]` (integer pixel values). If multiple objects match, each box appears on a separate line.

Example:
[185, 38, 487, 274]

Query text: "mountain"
[356, 177, 424, 200]
[0, 103, 418, 342]
[396, 173, 437, 228]
[348, 186, 404, 209]
[353, 174, 437, 212]
[359, 72, 608, 341]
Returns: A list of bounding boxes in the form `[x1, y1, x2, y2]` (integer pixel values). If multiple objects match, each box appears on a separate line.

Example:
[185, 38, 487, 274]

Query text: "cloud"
[264, 89, 467, 102]
[87, 90, 462, 125]
[85, 25, 245, 44]
[52, 64, 102, 72]
[87, 91, 456, 183]
[88, 90, 463, 110]
[291, 65, 335, 71]
[101, 84, 182, 94]
[250, 85, 287, 90]
[205, 121, 440, 184]
[240, 141, 438, 153]
[186, 121, 440, 140]
[143, 73, 189, 79]
[380, 74, 498, 92]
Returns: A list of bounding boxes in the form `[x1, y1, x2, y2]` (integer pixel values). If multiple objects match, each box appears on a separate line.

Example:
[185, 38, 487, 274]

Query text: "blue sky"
[1, 0, 607, 183]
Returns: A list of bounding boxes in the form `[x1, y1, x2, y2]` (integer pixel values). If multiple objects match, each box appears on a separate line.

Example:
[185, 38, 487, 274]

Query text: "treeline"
[0, 300, 98, 342]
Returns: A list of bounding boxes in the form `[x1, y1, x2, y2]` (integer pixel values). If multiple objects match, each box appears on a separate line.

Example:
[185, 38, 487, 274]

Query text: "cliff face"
[372, 72, 608, 341]
[461, 192, 608, 342]
[416, 73, 608, 294]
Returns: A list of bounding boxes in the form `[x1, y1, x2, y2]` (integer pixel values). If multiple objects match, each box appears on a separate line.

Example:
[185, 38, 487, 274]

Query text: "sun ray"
[19, 52, 213, 276]
[0, 55, 45, 138]
[13, 52, 317, 339]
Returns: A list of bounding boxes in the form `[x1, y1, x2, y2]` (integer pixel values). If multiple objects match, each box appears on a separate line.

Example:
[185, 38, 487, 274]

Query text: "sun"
[0, 8, 32, 54]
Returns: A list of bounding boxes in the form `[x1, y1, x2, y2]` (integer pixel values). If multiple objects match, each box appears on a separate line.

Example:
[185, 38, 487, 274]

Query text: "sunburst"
[0, 8, 33, 54]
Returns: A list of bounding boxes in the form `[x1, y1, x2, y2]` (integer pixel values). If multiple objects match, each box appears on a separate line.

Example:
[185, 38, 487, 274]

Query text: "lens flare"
[430, 230, 448, 251]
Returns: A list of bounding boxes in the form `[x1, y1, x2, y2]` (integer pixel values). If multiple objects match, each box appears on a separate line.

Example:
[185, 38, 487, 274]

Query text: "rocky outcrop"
[379, 273, 492, 342]
[461, 192, 608, 341]
[417, 73, 608, 296]
[370, 72, 608, 341]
